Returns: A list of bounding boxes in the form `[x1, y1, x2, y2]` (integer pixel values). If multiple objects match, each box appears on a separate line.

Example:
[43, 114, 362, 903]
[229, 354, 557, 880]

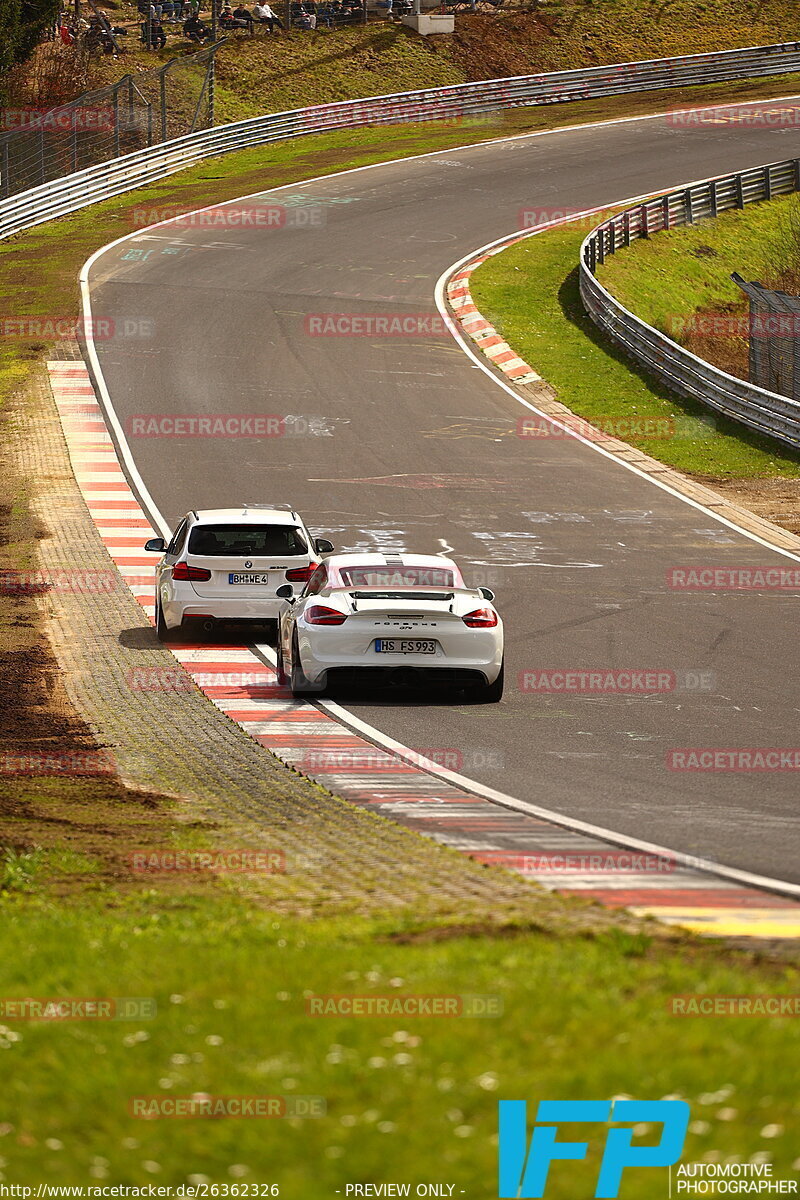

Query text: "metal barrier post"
[113, 85, 120, 156]
[128, 75, 135, 140]
[159, 60, 173, 142]
[1, 140, 9, 199]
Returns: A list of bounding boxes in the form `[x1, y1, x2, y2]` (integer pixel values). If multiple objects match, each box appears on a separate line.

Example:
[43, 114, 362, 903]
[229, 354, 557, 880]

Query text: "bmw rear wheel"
[155, 597, 179, 643]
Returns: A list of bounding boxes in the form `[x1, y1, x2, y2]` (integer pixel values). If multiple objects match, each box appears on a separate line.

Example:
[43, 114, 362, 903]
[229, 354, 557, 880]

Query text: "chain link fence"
[0, 40, 224, 200]
[732, 272, 800, 403]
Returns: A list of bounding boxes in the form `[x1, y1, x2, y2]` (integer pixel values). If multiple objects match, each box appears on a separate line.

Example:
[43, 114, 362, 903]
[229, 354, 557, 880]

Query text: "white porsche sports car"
[275, 552, 504, 701]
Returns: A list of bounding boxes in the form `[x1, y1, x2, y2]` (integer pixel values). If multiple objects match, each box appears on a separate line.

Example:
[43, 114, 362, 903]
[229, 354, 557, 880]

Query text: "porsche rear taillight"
[462, 608, 498, 628]
[173, 561, 212, 582]
[305, 605, 347, 626]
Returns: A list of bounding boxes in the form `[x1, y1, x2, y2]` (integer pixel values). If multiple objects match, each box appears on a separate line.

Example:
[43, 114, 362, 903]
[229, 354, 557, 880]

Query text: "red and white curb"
[48, 359, 800, 938]
[447, 256, 540, 384]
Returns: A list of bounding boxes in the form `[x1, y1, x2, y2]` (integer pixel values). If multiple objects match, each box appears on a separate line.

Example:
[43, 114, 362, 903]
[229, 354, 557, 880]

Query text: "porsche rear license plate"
[375, 639, 436, 654]
[229, 573, 271, 585]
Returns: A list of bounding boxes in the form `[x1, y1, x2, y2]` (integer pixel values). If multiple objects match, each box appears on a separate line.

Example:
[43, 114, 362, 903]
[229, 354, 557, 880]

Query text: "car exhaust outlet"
[202, 620, 215, 632]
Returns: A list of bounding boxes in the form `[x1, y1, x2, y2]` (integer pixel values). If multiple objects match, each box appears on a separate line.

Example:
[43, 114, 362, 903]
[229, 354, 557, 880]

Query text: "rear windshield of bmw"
[188, 525, 309, 556]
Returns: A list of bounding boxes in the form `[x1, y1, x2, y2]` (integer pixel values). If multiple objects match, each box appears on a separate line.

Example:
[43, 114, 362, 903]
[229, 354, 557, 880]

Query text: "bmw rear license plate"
[229, 572, 272, 585]
[375, 639, 437, 654]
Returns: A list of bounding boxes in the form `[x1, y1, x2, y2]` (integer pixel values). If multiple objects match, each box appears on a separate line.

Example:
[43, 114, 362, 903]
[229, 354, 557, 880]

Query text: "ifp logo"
[498, 1099, 690, 1198]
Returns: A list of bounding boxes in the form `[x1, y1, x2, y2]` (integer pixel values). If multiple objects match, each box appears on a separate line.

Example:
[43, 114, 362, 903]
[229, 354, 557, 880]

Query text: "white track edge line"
[78, 110, 800, 901]
[248, 644, 800, 901]
[435, 205, 800, 562]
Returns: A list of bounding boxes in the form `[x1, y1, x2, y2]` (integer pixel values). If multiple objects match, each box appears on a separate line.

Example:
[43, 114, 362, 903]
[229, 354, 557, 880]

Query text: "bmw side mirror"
[314, 538, 334, 554]
[276, 584, 294, 600]
[478, 586, 495, 602]
[144, 537, 166, 553]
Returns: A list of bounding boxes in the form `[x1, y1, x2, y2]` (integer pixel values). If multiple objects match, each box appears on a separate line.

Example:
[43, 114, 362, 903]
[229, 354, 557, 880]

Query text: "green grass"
[469, 218, 800, 478]
[597, 190, 798, 340]
[0, 894, 797, 1189]
[2, 86, 800, 1192]
[86, 0, 800, 124]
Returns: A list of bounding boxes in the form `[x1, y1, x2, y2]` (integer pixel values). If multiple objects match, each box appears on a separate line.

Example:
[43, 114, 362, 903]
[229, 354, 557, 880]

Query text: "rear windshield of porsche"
[337, 566, 459, 588]
[188, 525, 308, 557]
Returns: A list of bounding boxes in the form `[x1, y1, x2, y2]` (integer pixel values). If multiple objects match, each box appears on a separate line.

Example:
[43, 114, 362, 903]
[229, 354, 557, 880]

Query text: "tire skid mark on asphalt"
[48, 358, 800, 939]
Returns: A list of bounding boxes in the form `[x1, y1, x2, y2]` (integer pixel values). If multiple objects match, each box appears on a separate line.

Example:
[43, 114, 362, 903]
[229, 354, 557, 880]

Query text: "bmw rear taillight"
[173, 561, 212, 582]
[305, 605, 347, 626]
[285, 563, 317, 583]
[462, 608, 498, 628]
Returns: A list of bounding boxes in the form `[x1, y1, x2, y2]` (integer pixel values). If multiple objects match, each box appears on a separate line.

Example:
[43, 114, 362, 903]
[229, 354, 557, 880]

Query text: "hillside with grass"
[597, 192, 800, 382]
[9, 0, 800, 119]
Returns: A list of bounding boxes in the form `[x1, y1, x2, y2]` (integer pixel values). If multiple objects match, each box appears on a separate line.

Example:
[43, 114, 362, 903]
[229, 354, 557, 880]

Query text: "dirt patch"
[0, 414, 203, 898]
[694, 474, 800, 535]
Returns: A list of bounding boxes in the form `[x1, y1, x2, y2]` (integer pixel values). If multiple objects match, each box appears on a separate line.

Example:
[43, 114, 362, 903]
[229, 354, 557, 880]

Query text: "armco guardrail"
[3, 41, 800, 242]
[579, 158, 800, 452]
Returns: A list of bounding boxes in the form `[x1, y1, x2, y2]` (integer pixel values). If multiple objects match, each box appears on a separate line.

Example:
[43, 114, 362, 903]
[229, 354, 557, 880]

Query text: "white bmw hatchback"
[145, 505, 334, 640]
[276, 552, 504, 701]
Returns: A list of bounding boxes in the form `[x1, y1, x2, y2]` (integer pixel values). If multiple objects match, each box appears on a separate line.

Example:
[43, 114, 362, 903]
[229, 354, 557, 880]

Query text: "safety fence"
[3, 40, 800, 239]
[579, 158, 800, 451]
[0, 40, 223, 200]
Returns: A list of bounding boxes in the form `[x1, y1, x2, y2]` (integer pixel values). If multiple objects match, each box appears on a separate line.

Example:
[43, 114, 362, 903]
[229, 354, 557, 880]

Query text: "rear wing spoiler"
[326, 586, 492, 603]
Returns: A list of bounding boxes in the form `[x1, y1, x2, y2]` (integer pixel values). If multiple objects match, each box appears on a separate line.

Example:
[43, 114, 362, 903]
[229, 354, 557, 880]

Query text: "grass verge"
[1, 93, 799, 1187]
[0, 892, 798, 1186]
[469, 215, 800, 480]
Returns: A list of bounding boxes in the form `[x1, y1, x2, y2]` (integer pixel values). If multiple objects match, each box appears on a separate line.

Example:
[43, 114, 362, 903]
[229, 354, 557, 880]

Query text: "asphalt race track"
[86, 103, 800, 884]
